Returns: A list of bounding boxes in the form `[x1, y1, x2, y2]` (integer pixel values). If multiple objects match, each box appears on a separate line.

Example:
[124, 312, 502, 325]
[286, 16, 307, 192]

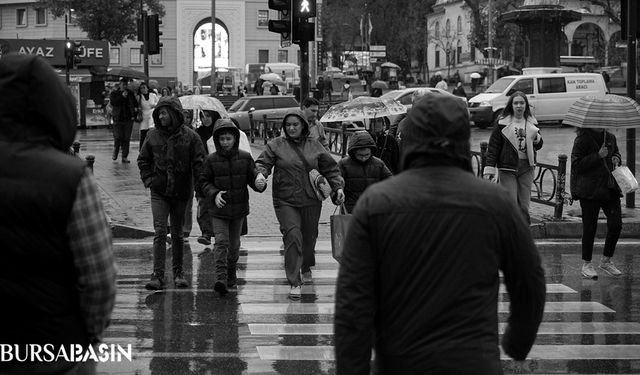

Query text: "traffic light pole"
[142, 11, 149, 84]
[300, 40, 309, 105]
[626, 0, 637, 208]
[65, 12, 69, 86]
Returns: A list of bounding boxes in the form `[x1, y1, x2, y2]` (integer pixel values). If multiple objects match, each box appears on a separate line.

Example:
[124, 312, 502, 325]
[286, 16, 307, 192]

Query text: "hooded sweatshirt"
[256, 109, 344, 207]
[338, 131, 392, 212]
[0, 54, 93, 350]
[138, 97, 206, 199]
[200, 119, 263, 219]
[334, 92, 545, 374]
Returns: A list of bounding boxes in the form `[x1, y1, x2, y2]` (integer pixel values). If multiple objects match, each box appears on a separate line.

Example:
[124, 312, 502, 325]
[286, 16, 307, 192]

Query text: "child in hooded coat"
[199, 119, 266, 295]
[338, 131, 393, 213]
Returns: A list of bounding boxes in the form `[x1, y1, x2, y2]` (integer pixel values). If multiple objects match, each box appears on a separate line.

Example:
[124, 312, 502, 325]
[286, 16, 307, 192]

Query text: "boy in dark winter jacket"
[338, 131, 392, 213]
[200, 119, 266, 295]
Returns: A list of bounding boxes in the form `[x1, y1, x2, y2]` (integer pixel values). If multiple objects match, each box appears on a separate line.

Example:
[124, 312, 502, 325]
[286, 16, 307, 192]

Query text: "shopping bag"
[612, 165, 639, 195]
[330, 204, 352, 263]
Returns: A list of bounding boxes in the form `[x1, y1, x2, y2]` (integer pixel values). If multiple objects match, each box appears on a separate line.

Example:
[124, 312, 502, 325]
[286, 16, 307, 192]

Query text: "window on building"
[445, 19, 450, 37]
[277, 50, 288, 63]
[130, 48, 141, 65]
[110, 48, 120, 65]
[258, 49, 269, 63]
[434, 22, 440, 38]
[150, 49, 163, 65]
[457, 43, 462, 64]
[457, 16, 462, 34]
[257, 10, 269, 28]
[16, 8, 27, 27]
[435, 50, 440, 67]
[35, 8, 47, 25]
[470, 46, 476, 60]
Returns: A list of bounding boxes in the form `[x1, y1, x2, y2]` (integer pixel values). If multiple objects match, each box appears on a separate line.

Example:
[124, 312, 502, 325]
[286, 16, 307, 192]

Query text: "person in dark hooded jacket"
[138, 97, 206, 290]
[338, 131, 392, 213]
[0, 54, 116, 374]
[334, 92, 546, 374]
[256, 109, 345, 299]
[199, 119, 266, 295]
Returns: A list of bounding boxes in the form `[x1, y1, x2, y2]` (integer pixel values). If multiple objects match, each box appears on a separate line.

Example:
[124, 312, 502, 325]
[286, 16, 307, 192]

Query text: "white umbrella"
[381, 62, 400, 69]
[470, 72, 482, 79]
[319, 96, 406, 123]
[259, 72, 284, 82]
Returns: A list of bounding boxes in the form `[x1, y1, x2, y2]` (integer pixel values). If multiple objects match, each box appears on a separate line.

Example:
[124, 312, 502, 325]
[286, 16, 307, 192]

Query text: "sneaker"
[121, 158, 130, 164]
[174, 271, 189, 288]
[289, 286, 301, 299]
[599, 260, 623, 276]
[214, 281, 228, 296]
[302, 270, 312, 283]
[581, 262, 598, 280]
[197, 236, 211, 245]
[145, 273, 165, 290]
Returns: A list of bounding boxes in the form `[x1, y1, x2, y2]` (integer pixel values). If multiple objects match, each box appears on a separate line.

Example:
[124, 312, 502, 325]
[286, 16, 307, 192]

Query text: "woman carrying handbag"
[570, 128, 623, 279]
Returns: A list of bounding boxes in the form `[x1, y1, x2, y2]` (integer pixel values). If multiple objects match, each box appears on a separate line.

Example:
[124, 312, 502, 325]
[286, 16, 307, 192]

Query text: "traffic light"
[147, 14, 163, 55]
[291, 0, 316, 44]
[64, 40, 82, 69]
[268, 0, 292, 45]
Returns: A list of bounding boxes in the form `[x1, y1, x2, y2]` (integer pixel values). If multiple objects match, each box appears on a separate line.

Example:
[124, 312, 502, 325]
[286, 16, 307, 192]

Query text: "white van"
[468, 73, 608, 128]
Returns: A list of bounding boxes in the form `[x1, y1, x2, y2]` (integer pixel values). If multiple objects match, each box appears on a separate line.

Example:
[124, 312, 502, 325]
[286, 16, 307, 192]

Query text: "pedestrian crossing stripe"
[255, 345, 640, 361]
[240, 301, 614, 315]
[248, 322, 640, 335]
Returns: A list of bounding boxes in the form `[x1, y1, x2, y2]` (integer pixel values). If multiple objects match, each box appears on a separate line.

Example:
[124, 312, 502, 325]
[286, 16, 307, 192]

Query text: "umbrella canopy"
[259, 72, 284, 82]
[381, 62, 400, 69]
[371, 80, 388, 89]
[105, 67, 148, 80]
[319, 96, 406, 123]
[178, 95, 229, 117]
[563, 94, 640, 129]
[470, 72, 482, 79]
[324, 67, 342, 73]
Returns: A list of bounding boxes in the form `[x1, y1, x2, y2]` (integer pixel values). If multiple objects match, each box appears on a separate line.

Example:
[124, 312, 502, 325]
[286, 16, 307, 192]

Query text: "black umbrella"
[105, 67, 148, 80]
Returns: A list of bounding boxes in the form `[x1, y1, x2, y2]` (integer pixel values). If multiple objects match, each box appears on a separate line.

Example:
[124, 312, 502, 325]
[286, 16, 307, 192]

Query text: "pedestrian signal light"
[292, 0, 316, 18]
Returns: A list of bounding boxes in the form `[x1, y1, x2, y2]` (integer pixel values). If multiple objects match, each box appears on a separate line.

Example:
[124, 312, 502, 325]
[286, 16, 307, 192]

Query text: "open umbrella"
[371, 80, 388, 89]
[259, 72, 284, 82]
[563, 94, 640, 129]
[470, 72, 482, 79]
[319, 96, 406, 123]
[381, 62, 400, 69]
[178, 95, 229, 117]
[105, 67, 148, 80]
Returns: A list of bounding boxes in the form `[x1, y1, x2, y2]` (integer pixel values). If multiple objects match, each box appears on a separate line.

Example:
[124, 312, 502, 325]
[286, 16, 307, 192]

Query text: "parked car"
[380, 87, 468, 125]
[468, 72, 608, 129]
[227, 95, 300, 133]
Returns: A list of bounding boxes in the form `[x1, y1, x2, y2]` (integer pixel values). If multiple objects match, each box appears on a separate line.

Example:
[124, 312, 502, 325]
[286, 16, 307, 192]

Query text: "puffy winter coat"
[335, 93, 546, 375]
[138, 97, 205, 199]
[200, 119, 263, 219]
[338, 131, 392, 212]
[256, 110, 344, 207]
[570, 129, 622, 200]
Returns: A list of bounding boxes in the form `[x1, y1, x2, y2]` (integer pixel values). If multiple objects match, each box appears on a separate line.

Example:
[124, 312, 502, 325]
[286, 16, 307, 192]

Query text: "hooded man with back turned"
[334, 92, 546, 374]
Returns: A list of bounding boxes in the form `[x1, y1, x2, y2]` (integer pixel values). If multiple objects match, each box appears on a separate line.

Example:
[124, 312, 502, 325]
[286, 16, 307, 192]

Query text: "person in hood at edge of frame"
[338, 130, 393, 213]
[255, 109, 345, 299]
[138, 96, 206, 290]
[199, 118, 266, 296]
[0, 53, 117, 375]
[334, 92, 546, 375]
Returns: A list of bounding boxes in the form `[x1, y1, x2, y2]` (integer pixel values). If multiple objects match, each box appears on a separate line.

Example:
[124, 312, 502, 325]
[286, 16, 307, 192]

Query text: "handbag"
[611, 165, 639, 195]
[291, 142, 332, 201]
[134, 111, 143, 123]
[330, 204, 352, 263]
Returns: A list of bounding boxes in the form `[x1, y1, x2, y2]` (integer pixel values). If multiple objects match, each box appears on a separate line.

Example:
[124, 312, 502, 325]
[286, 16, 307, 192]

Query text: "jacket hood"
[281, 109, 310, 140]
[347, 130, 376, 158]
[152, 96, 185, 132]
[400, 91, 472, 172]
[0, 54, 76, 151]
[212, 118, 240, 153]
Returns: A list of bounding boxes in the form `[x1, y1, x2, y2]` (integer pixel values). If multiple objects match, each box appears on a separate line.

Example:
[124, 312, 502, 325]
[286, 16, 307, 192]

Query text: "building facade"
[0, 0, 302, 89]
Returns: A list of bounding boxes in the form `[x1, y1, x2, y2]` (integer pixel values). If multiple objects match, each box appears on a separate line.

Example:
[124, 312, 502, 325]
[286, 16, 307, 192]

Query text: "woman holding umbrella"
[483, 91, 543, 224]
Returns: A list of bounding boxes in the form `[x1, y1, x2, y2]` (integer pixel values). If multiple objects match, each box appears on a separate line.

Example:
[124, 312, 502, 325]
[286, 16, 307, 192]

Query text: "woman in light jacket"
[483, 91, 543, 224]
[137, 82, 159, 149]
[256, 109, 345, 299]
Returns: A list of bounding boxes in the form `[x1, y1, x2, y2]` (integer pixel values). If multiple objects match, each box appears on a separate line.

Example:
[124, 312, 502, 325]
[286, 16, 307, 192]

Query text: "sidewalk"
[76, 127, 640, 239]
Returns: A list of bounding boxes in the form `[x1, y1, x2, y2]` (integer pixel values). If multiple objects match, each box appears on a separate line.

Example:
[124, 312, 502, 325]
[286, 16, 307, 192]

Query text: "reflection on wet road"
[97, 238, 640, 374]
